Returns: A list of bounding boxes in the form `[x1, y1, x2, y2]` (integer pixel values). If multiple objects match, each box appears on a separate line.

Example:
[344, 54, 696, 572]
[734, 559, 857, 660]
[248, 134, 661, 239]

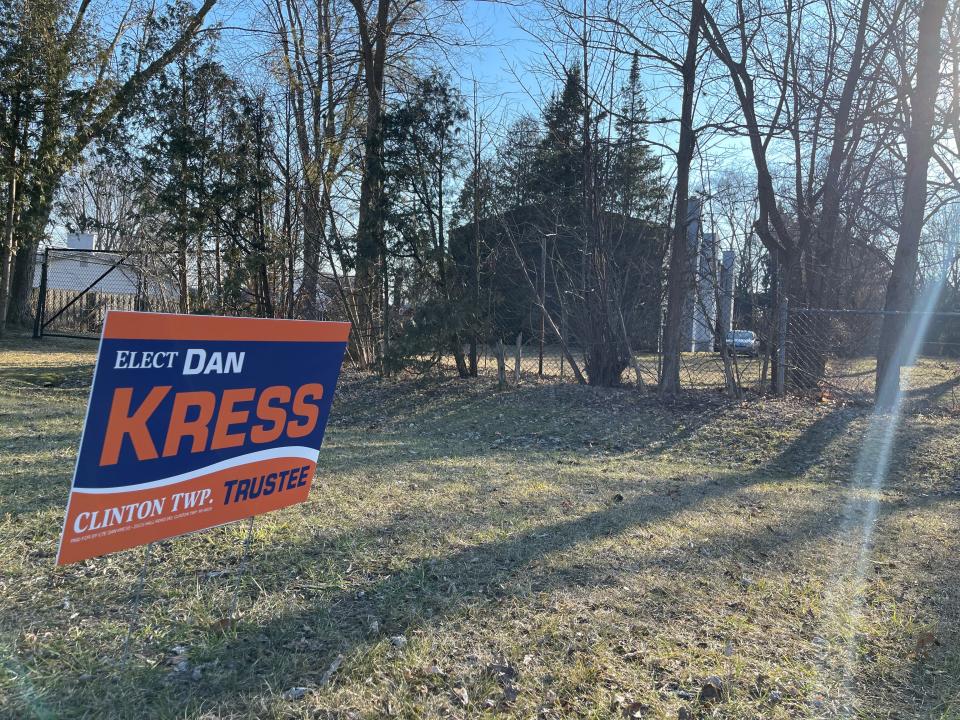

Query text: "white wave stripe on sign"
[72, 446, 321, 494]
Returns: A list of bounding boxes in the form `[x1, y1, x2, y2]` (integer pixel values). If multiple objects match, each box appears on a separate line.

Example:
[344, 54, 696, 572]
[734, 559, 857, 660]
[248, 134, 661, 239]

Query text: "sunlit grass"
[1, 334, 959, 718]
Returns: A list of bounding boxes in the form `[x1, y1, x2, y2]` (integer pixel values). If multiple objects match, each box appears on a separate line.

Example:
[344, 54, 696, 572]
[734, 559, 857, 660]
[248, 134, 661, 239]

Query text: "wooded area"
[3, 0, 960, 399]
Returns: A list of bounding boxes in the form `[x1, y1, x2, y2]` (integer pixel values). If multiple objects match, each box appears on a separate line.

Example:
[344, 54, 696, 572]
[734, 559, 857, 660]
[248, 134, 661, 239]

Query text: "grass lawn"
[1, 334, 960, 719]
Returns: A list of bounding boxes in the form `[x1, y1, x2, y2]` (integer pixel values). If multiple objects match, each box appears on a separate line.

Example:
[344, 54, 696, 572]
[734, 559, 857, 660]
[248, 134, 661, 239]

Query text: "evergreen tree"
[607, 53, 665, 219]
[453, 157, 498, 229]
[531, 67, 586, 213]
[137, 14, 231, 313]
[381, 72, 470, 375]
[136, 13, 280, 319]
[212, 91, 278, 318]
[482, 65, 667, 386]
[492, 116, 541, 208]
[496, 63, 663, 222]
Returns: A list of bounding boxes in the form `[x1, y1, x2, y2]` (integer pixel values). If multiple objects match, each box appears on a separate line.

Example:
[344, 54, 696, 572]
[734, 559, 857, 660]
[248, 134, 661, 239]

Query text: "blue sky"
[453, 1, 545, 120]
[212, 0, 570, 127]
[205, 0, 753, 242]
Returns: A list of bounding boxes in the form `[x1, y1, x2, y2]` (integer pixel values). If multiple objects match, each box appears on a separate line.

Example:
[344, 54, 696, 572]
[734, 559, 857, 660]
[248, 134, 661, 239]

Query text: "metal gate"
[32, 247, 180, 339]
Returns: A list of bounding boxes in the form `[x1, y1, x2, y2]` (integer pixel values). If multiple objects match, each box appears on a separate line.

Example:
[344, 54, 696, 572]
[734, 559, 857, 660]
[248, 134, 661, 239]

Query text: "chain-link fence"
[32, 248, 183, 339]
[439, 315, 778, 393]
[439, 306, 960, 408]
[785, 308, 960, 409]
[44, 245, 958, 408]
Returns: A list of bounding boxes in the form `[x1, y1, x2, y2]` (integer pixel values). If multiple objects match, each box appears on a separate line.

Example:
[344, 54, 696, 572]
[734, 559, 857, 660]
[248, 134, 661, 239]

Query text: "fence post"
[560, 309, 565, 379]
[514, 332, 522, 385]
[775, 297, 789, 396]
[539, 235, 546, 377]
[134, 261, 144, 312]
[33, 248, 49, 339]
[495, 339, 507, 389]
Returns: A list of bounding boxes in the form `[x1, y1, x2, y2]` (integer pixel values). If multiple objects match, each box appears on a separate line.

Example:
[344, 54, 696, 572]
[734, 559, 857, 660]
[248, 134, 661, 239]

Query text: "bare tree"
[876, 0, 950, 404]
[268, 0, 367, 349]
[659, 0, 704, 397]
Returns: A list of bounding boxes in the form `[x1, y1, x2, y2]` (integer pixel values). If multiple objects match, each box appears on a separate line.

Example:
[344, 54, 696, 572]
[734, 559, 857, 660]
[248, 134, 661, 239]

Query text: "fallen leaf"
[698, 675, 724, 704]
[282, 686, 310, 701]
[915, 630, 937, 655]
[320, 654, 344, 686]
[486, 662, 517, 685]
[209, 618, 236, 632]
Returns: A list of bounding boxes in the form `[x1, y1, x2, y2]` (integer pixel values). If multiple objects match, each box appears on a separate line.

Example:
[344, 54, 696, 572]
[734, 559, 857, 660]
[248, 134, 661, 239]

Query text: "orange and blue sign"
[56, 312, 350, 565]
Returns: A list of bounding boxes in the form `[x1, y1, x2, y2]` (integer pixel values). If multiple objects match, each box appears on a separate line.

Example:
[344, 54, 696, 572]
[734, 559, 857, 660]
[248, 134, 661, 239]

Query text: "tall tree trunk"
[355, 103, 384, 366]
[215, 233, 223, 312]
[178, 128, 189, 314]
[815, 0, 872, 307]
[468, 215, 480, 376]
[196, 236, 204, 309]
[6, 241, 36, 327]
[659, 0, 703, 398]
[0, 109, 19, 337]
[301, 193, 323, 318]
[6, 183, 55, 327]
[352, 0, 390, 369]
[875, 0, 948, 406]
[178, 229, 189, 314]
[468, 85, 482, 378]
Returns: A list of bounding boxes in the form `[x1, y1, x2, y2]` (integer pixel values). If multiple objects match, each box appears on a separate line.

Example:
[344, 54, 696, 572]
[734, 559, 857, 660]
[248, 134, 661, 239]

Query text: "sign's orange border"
[104, 312, 351, 342]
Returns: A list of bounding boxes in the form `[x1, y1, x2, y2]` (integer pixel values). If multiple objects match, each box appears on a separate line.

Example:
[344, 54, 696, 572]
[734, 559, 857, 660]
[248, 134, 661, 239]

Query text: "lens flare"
[819, 229, 956, 715]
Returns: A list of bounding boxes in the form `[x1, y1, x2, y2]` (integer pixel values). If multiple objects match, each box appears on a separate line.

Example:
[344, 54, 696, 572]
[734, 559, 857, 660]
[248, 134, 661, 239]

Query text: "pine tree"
[137, 16, 231, 313]
[381, 72, 470, 375]
[608, 53, 664, 219]
[213, 92, 278, 318]
[491, 116, 540, 209]
[531, 67, 586, 213]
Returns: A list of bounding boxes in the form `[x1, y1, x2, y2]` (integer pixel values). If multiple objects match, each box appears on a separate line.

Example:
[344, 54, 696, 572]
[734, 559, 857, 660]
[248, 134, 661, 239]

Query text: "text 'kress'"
[99, 383, 325, 466]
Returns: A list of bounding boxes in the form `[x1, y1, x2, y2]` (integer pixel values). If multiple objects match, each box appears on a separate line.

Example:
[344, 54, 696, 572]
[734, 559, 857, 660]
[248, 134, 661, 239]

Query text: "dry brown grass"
[1, 334, 959, 719]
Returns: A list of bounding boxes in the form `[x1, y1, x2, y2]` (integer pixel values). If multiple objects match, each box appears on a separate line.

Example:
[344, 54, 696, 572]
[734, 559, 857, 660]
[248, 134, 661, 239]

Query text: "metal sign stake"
[228, 517, 256, 621]
[121, 542, 154, 667]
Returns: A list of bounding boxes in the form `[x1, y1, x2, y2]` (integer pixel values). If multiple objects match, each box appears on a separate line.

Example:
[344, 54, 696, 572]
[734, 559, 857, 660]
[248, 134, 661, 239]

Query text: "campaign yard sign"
[56, 312, 350, 565]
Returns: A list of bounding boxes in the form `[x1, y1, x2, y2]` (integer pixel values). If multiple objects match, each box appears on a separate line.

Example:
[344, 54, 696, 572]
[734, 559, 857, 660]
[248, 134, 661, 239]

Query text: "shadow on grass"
[0, 364, 94, 390]
[37, 403, 878, 717]
[0, 374, 732, 521]
[903, 371, 960, 413]
[0, 334, 98, 356]
[10, 371, 953, 717]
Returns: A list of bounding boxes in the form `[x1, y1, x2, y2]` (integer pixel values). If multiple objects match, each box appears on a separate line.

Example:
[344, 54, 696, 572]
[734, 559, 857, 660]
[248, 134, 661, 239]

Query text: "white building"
[33, 233, 142, 296]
